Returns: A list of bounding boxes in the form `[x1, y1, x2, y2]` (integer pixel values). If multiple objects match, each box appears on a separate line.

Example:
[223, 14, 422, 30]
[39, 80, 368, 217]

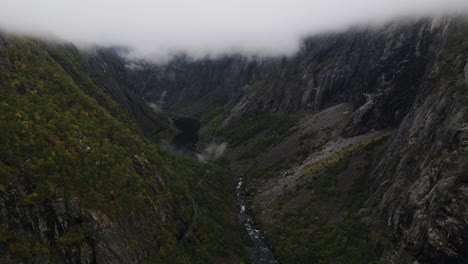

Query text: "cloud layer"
[1, 0, 468, 61]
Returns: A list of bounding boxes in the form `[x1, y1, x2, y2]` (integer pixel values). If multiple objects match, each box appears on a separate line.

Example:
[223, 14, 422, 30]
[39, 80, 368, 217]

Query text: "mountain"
[0, 35, 245, 263]
[46, 45, 170, 136]
[128, 17, 445, 133]
[127, 16, 468, 263]
[1, 15, 467, 264]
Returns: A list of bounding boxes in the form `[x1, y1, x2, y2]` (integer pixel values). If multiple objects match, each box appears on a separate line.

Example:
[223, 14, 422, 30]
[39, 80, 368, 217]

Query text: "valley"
[1, 14, 468, 264]
[131, 15, 468, 264]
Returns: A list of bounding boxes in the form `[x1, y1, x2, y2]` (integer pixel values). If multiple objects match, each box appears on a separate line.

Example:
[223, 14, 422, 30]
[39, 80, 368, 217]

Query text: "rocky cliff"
[129, 16, 468, 263]
[1, 14, 467, 264]
[130, 18, 446, 134]
[366, 18, 468, 263]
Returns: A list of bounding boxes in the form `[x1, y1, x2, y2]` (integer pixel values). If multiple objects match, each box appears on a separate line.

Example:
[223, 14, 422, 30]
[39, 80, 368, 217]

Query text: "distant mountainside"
[128, 17, 446, 134]
[46, 44, 169, 136]
[127, 16, 468, 263]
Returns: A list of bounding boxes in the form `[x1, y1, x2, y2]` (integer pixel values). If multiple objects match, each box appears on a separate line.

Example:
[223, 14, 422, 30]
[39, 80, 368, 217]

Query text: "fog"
[0, 0, 467, 62]
[196, 142, 228, 162]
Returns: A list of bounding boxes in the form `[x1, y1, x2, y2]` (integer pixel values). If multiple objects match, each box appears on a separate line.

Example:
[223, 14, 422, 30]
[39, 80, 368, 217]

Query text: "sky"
[0, 0, 468, 62]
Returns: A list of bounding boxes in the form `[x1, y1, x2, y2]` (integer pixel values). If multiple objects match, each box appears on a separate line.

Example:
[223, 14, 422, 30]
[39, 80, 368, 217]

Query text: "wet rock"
[82, 209, 134, 264]
[236, 178, 278, 264]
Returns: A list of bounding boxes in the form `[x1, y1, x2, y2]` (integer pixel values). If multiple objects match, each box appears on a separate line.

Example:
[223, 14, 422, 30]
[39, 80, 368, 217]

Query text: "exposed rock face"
[131, 16, 468, 263]
[0, 167, 154, 263]
[130, 18, 448, 135]
[1, 15, 467, 264]
[366, 19, 468, 263]
[0, 179, 95, 263]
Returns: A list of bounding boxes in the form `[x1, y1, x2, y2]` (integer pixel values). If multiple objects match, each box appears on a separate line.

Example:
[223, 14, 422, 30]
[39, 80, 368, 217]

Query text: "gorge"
[1, 14, 468, 264]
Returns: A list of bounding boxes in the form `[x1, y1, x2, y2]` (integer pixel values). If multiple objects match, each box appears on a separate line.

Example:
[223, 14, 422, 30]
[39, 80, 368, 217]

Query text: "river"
[170, 117, 279, 263]
[236, 177, 279, 264]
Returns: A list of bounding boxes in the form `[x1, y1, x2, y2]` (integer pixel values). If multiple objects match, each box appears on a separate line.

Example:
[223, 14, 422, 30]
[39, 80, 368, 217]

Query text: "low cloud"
[197, 142, 228, 162]
[1, 0, 468, 62]
[147, 102, 162, 113]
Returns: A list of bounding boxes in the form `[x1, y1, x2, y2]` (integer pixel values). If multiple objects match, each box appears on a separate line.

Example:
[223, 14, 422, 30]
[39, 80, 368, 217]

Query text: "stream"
[170, 117, 278, 263]
[236, 178, 279, 264]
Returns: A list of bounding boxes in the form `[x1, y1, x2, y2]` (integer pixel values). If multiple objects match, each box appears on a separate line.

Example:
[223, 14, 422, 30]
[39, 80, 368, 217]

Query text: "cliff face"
[130, 18, 446, 134]
[130, 16, 468, 263]
[1, 15, 467, 264]
[366, 19, 468, 263]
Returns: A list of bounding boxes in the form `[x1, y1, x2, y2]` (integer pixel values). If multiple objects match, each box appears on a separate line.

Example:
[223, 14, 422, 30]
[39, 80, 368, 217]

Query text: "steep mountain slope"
[129, 18, 445, 135]
[129, 16, 468, 263]
[366, 19, 468, 263]
[0, 36, 245, 263]
[45, 45, 169, 136]
[1, 15, 467, 264]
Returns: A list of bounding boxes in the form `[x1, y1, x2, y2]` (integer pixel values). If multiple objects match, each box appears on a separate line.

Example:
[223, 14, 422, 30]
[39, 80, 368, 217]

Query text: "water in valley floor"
[236, 178, 279, 264]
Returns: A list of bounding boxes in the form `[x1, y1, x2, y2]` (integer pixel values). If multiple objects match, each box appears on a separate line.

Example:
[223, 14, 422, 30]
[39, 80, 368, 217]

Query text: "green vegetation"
[197, 105, 226, 137]
[227, 114, 298, 161]
[0, 36, 244, 262]
[260, 133, 392, 264]
[56, 226, 86, 246]
[10, 234, 46, 258]
[223, 114, 297, 147]
[0, 225, 14, 242]
[304, 132, 392, 176]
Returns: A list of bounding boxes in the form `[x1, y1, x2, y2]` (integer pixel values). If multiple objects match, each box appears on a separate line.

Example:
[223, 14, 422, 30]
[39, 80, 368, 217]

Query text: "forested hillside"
[0, 35, 244, 263]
